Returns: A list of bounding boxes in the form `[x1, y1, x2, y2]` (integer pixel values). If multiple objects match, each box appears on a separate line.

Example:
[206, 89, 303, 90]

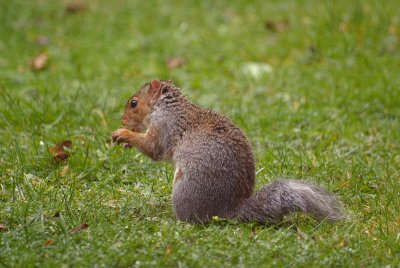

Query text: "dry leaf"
[70, 223, 89, 233]
[165, 244, 173, 255]
[65, 3, 87, 13]
[50, 140, 73, 161]
[0, 224, 7, 232]
[60, 165, 69, 177]
[36, 35, 50, 46]
[336, 239, 348, 248]
[166, 58, 187, 69]
[52, 211, 60, 218]
[265, 20, 289, 33]
[44, 239, 55, 247]
[31, 52, 48, 71]
[104, 199, 118, 208]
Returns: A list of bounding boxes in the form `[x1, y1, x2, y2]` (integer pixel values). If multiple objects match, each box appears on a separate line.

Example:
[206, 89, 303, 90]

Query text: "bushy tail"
[235, 179, 344, 224]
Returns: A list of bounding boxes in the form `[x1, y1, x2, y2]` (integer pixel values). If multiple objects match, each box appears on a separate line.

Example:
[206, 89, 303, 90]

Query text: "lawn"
[1, 0, 399, 267]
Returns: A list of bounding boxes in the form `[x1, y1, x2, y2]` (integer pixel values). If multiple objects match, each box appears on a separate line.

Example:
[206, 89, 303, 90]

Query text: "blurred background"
[1, 0, 399, 137]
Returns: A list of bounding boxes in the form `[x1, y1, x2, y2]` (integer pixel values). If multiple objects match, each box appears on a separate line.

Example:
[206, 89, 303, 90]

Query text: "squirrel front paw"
[123, 143, 133, 149]
[112, 128, 135, 145]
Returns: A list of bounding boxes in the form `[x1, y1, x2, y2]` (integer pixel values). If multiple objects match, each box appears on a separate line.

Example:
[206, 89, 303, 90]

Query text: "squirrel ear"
[150, 80, 161, 92]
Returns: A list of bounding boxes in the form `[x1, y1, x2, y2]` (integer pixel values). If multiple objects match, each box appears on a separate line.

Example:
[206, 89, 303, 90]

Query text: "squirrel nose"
[121, 116, 127, 126]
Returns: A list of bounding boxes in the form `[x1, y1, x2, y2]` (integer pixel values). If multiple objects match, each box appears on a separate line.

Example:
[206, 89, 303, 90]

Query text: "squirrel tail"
[235, 179, 344, 223]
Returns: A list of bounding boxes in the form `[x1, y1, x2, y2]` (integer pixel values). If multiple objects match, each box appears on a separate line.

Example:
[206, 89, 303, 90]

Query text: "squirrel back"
[112, 80, 344, 224]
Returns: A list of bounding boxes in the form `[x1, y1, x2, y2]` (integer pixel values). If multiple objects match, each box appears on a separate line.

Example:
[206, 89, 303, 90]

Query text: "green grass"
[1, 0, 399, 266]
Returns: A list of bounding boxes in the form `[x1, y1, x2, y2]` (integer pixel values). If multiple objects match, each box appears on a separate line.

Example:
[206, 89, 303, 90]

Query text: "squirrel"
[112, 80, 344, 224]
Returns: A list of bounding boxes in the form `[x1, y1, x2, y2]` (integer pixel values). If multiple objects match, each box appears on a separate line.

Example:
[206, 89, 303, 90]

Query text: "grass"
[0, 0, 399, 266]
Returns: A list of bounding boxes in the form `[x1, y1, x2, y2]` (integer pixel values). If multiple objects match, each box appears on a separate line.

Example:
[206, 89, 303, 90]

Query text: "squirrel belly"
[112, 80, 344, 224]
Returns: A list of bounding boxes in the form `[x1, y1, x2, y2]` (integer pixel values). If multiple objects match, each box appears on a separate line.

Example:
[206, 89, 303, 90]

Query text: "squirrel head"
[121, 79, 181, 132]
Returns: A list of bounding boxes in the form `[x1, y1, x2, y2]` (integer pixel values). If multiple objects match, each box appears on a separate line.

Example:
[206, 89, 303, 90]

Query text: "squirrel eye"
[130, 100, 138, 108]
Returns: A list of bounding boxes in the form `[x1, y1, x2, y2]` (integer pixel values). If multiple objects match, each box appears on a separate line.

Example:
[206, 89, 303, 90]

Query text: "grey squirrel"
[112, 80, 344, 224]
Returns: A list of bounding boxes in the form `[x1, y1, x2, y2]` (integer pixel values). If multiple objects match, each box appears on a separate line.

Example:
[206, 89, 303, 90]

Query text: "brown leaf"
[336, 239, 348, 248]
[31, 52, 48, 71]
[265, 20, 289, 33]
[52, 211, 60, 218]
[44, 239, 55, 247]
[166, 58, 187, 69]
[65, 3, 87, 14]
[0, 224, 7, 232]
[165, 244, 173, 255]
[36, 35, 50, 46]
[70, 223, 89, 233]
[50, 140, 73, 161]
[60, 165, 69, 177]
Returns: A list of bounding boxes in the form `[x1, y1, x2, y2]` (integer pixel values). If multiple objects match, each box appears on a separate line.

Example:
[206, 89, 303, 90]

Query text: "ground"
[0, 0, 399, 267]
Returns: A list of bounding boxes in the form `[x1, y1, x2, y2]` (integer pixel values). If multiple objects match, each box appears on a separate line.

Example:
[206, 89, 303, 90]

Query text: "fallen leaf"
[50, 140, 73, 161]
[31, 52, 48, 71]
[52, 211, 60, 218]
[165, 244, 173, 255]
[336, 239, 348, 248]
[363, 205, 372, 213]
[0, 224, 7, 232]
[44, 239, 55, 247]
[103, 199, 118, 208]
[70, 223, 89, 233]
[36, 35, 50, 46]
[65, 2, 87, 13]
[265, 20, 289, 33]
[166, 58, 187, 69]
[60, 165, 69, 177]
